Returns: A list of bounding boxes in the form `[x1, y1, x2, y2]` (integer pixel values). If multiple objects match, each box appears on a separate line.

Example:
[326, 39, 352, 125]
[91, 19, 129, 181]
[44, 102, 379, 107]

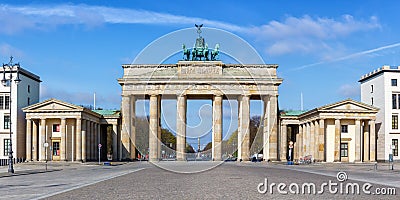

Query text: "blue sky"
[2, 1, 400, 146]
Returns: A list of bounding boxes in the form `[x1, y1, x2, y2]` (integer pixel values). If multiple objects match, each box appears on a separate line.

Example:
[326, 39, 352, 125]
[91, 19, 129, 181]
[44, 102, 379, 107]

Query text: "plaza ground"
[0, 161, 399, 199]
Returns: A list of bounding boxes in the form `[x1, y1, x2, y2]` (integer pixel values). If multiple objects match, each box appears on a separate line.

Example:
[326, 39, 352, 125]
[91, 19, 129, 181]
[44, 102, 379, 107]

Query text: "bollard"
[374, 163, 378, 171]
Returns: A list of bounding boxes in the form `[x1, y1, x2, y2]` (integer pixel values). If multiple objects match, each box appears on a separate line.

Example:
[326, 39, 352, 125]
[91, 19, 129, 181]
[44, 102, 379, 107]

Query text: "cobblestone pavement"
[1, 161, 399, 199]
[0, 162, 146, 200]
[40, 162, 398, 200]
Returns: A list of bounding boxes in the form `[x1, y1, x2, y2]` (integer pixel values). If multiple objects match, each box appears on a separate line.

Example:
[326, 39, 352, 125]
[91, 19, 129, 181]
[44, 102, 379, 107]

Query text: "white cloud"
[0, 4, 382, 59]
[0, 4, 245, 34]
[292, 42, 400, 71]
[250, 15, 380, 56]
[0, 43, 24, 58]
[337, 84, 360, 98]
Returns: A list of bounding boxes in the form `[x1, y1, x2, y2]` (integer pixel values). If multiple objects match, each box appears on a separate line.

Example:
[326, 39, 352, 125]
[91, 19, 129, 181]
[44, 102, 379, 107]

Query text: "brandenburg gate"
[118, 26, 282, 162]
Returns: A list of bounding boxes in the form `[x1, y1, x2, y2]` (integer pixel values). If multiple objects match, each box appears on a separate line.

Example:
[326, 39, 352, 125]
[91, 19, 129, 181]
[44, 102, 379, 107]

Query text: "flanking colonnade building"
[23, 99, 120, 162]
[280, 99, 379, 163]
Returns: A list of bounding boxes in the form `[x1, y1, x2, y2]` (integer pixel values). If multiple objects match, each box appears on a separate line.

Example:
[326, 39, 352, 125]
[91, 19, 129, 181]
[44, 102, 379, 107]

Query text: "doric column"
[157, 96, 162, 160]
[32, 120, 38, 161]
[91, 122, 96, 160]
[176, 94, 187, 161]
[262, 96, 269, 161]
[98, 123, 101, 157]
[76, 118, 82, 162]
[294, 129, 299, 160]
[269, 95, 278, 161]
[92, 122, 99, 160]
[26, 119, 32, 161]
[60, 118, 67, 161]
[314, 120, 319, 161]
[212, 94, 223, 161]
[355, 119, 361, 162]
[309, 121, 315, 157]
[298, 124, 303, 158]
[112, 124, 118, 161]
[71, 123, 75, 162]
[86, 120, 91, 160]
[239, 95, 250, 161]
[302, 123, 307, 155]
[363, 121, 370, 161]
[130, 96, 136, 160]
[121, 95, 131, 160]
[369, 120, 376, 162]
[334, 119, 341, 162]
[280, 124, 287, 161]
[319, 119, 325, 161]
[149, 95, 159, 161]
[39, 118, 46, 161]
[82, 120, 87, 162]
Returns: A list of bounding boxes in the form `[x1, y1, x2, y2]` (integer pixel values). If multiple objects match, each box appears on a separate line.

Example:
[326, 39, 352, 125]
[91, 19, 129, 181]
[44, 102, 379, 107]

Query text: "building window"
[393, 139, 398, 156]
[0, 94, 10, 110]
[4, 115, 10, 129]
[341, 125, 348, 133]
[371, 85, 373, 93]
[52, 124, 60, 132]
[393, 94, 397, 109]
[27, 97, 30, 105]
[371, 97, 374, 106]
[28, 85, 30, 93]
[393, 115, 399, 129]
[392, 79, 398, 86]
[340, 143, 348, 157]
[5, 96, 9, 110]
[0, 96, 3, 109]
[4, 139, 10, 156]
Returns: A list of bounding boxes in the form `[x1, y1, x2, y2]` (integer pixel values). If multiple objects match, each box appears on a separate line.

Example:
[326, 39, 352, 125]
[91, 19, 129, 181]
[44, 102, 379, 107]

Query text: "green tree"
[203, 142, 212, 151]
[185, 144, 196, 153]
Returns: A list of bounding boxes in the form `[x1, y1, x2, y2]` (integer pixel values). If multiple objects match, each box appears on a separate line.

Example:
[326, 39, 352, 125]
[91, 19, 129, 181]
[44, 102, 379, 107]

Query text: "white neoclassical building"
[0, 66, 40, 161]
[280, 99, 378, 163]
[23, 99, 121, 162]
[360, 65, 400, 161]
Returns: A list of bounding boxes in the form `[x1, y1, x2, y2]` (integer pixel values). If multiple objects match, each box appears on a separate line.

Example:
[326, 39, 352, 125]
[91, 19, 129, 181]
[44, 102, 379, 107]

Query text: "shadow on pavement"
[0, 169, 62, 178]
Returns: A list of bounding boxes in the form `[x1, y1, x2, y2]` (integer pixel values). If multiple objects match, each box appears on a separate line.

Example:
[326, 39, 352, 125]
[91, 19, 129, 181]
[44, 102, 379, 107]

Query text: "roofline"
[0, 67, 41, 82]
[359, 67, 400, 83]
[298, 99, 379, 118]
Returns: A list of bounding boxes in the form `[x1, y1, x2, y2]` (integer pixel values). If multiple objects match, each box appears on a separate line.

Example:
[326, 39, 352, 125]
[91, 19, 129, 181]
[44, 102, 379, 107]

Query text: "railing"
[0, 158, 25, 166]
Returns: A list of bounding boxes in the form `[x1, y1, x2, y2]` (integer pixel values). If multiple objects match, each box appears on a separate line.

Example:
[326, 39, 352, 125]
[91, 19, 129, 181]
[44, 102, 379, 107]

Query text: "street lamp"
[2, 56, 21, 174]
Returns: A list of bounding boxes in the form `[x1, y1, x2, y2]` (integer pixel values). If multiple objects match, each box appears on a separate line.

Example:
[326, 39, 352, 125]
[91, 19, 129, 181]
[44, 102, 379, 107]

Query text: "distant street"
[0, 162, 399, 199]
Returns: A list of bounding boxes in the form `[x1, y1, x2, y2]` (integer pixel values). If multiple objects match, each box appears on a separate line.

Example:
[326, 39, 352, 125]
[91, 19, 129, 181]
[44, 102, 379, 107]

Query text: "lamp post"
[2, 56, 21, 174]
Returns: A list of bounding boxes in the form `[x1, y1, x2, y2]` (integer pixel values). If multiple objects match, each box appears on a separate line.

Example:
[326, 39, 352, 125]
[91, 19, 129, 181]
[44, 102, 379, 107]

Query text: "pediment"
[318, 99, 378, 112]
[23, 99, 83, 112]
[36, 102, 77, 110]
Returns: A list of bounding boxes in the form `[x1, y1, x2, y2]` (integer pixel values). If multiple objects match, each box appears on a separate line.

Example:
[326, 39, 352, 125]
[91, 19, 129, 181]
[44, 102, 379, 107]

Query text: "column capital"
[176, 93, 186, 98]
[214, 93, 223, 97]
